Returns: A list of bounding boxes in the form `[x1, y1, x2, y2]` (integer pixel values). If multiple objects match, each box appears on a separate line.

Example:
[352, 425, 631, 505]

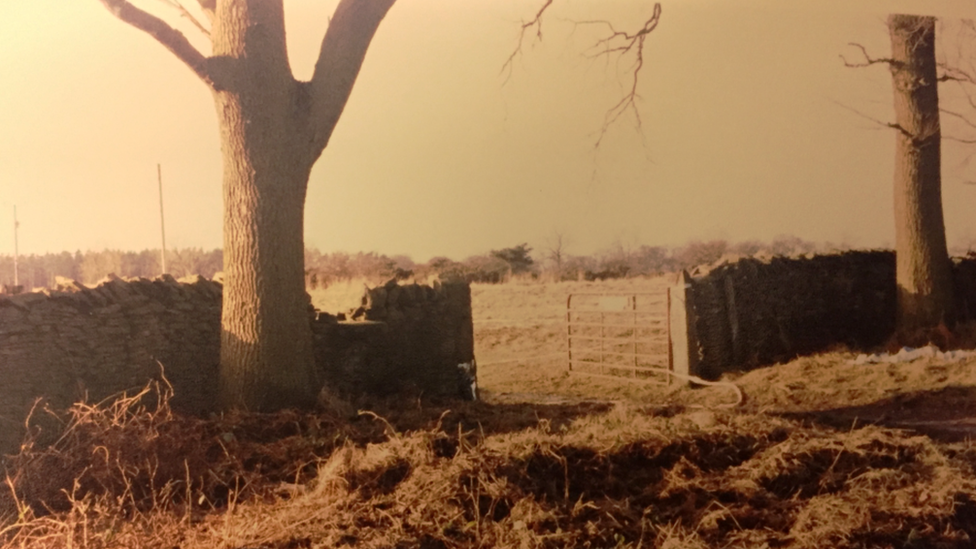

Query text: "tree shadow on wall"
[779, 384, 976, 442]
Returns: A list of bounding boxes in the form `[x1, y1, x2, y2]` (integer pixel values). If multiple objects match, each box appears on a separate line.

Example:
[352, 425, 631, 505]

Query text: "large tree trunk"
[99, 0, 395, 411]
[211, 1, 318, 411]
[216, 140, 317, 411]
[888, 14, 955, 332]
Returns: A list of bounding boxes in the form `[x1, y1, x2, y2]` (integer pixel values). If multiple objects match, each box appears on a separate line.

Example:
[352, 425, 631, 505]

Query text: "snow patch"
[852, 346, 976, 365]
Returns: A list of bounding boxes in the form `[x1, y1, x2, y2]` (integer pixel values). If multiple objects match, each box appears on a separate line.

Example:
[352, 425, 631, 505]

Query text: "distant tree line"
[465, 236, 827, 283]
[0, 248, 223, 288]
[302, 235, 854, 286]
[303, 250, 415, 289]
[8, 234, 964, 290]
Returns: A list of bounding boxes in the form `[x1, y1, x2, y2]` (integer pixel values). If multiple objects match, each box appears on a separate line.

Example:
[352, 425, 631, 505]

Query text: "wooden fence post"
[669, 270, 699, 382]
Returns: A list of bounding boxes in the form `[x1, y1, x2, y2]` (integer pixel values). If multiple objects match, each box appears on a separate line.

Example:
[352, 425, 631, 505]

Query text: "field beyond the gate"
[4, 277, 976, 548]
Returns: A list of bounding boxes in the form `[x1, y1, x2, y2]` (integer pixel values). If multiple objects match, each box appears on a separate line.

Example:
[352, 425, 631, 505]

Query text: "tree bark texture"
[210, 1, 313, 411]
[211, 0, 394, 411]
[888, 14, 955, 332]
[100, 0, 395, 411]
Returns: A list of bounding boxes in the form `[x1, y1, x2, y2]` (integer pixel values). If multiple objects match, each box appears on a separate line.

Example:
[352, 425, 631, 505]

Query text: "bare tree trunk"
[888, 14, 955, 332]
[100, 0, 389, 410]
[204, 0, 394, 411]
[217, 154, 316, 411]
[213, 104, 318, 410]
[209, 1, 317, 410]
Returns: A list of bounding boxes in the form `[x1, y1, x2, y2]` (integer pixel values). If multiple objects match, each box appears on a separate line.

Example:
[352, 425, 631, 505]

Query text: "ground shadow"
[347, 395, 614, 439]
[779, 383, 976, 442]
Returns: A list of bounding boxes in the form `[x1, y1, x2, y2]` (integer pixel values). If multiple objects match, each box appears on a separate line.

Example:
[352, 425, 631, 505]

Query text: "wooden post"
[566, 294, 573, 371]
[158, 164, 167, 275]
[12, 206, 18, 287]
[668, 270, 699, 383]
[632, 293, 638, 376]
[666, 286, 672, 385]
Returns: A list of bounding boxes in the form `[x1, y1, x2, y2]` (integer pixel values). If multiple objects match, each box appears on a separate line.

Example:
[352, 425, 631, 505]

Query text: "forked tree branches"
[842, 21, 976, 175]
[99, 0, 396, 151]
[937, 55, 976, 143]
[504, 1, 662, 148]
[307, 0, 397, 157]
[841, 39, 976, 148]
[99, 0, 219, 89]
[501, 0, 554, 81]
[575, 3, 662, 148]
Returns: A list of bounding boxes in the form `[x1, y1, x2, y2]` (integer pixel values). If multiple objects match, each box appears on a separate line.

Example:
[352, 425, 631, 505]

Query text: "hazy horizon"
[3, 232, 975, 268]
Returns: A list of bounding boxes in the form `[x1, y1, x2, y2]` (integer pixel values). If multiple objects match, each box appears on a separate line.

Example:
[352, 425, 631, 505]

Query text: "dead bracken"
[2, 376, 976, 549]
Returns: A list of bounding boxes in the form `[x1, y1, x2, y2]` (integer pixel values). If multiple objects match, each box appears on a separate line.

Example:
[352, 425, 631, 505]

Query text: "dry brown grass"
[3, 381, 976, 549]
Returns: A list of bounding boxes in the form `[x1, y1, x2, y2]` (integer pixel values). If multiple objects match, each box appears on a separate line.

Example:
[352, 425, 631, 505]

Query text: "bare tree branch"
[945, 19, 976, 81]
[155, 0, 210, 37]
[839, 42, 973, 146]
[573, 4, 662, 148]
[195, 0, 214, 24]
[938, 64, 976, 83]
[830, 98, 913, 139]
[500, 0, 554, 83]
[958, 82, 976, 112]
[840, 42, 899, 69]
[503, 2, 662, 148]
[307, 0, 396, 158]
[942, 107, 976, 131]
[934, 21, 976, 159]
[943, 135, 976, 144]
[844, 27, 976, 185]
[99, 0, 219, 89]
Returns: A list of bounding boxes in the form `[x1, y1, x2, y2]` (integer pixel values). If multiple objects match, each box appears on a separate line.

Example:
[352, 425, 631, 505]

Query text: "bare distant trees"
[303, 250, 413, 289]
[0, 248, 223, 287]
[0, 234, 854, 292]
[544, 231, 570, 280]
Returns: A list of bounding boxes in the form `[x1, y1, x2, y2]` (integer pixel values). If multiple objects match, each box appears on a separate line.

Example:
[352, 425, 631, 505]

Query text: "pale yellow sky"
[0, 0, 974, 262]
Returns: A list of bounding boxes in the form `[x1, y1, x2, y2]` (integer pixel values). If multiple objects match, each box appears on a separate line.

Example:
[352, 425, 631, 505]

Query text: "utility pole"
[158, 164, 167, 275]
[13, 206, 19, 287]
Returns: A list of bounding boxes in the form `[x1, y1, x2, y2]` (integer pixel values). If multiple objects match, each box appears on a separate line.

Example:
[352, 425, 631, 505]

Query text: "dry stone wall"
[687, 251, 976, 378]
[313, 279, 475, 399]
[0, 275, 475, 454]
[0, 274, 222, 452]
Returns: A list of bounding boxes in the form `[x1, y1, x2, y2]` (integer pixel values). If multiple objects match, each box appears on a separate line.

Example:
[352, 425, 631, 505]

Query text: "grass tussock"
[2, 383, 976, 549]
[0, 380, 391, 548]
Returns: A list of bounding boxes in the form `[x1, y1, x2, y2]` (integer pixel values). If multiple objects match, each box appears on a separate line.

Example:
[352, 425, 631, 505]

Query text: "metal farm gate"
[566, 286, 673, 384]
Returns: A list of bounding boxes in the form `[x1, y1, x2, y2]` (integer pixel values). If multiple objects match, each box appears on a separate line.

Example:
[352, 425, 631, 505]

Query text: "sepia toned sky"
[0, 0, 974, 262]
